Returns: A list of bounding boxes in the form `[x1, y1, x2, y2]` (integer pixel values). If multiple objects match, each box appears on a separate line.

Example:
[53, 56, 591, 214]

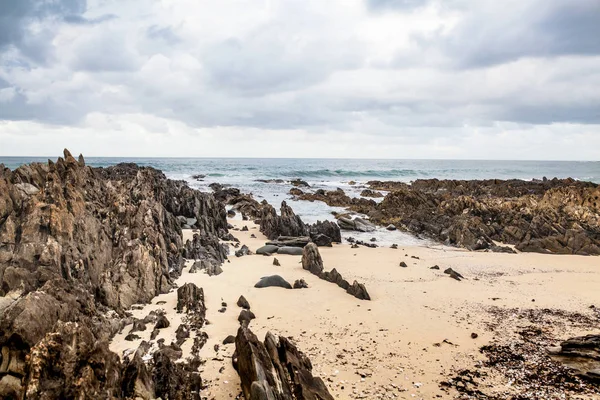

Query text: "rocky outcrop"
[298, 188, 377, 212]
[337, 216, 376, 232]
[259, 201, 309, 240]
[301, 243, 324, 275]
[551, 334, 600, 383]
[301, 244, 370, 300]
[233, 326, 334, 400]
[360, 189, 384, 198]
[366, 178, 600, 255]
[0, 151, 225, 398]
[309, 220, 342, 244]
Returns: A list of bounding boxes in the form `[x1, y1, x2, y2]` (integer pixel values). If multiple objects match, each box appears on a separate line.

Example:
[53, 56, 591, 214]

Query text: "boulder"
[237, 295, 251, 310]
[293, 279, 309, 289]
[347, 281, 371, 300]
[302, 243, 324, 276]
[277, 246, 304, 256]
[254, 276, 293, 289]
[259, 201, 309, 240]
[256, 245, 280, 255]
[309, 220, 342, 243]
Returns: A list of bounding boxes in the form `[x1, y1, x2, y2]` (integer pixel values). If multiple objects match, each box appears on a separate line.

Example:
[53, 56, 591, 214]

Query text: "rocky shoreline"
[1, 152, 598, 399]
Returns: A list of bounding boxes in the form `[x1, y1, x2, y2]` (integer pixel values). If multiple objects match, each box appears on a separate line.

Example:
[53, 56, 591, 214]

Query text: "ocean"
[3, 157, 599, 246]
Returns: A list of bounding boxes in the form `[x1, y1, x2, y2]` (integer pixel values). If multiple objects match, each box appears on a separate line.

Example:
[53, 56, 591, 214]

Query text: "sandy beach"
[110, 219, 600, 399]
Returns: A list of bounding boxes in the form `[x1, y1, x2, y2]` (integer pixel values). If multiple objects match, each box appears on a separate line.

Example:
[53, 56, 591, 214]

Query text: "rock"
[277, 246, 304, 256]
[289, 188, 304, 196]
[361, 189, 384, 198]
[254, 275, 293, 289]
[293, 279, 309, 289]
[237, 295, 251, 310]
[241, 225, 249, 231]
[346, 280, 371, 300]
[430, 265, 440, 270]
[490, 245, 517, 254]
[227, 209, 236, 218]
[223, 335, 236, 345]
[259, 201, 309, 240]
[302, 243, 324, 275]
[320, 268, 350, 290]
[238, 310, 256, 326]
[399, 261, 408, 268]
[126, 333, 142, 341]
[190, 260, 223, 276]
[309, 220, 342, 243]
[471, 333, 479, 339]
[391, 244, 398, 249]
[552, 334, 600, 382]
[386, 224, 397, 231]
[176, 324, 191, 345]
[311, 233, 333, 247]
[273, 258, 280, 266]
[235, 245, 251, 257]
[337, 217, 376, 232]
[444, 268, 464, 281]
[233, 326, 334, 400]
[266, 236, 311, 248]
[256, 245, 280, 255]
[290, 179, 310, 187]
[0, 152, 224, 398]
[154, 315, 170, 329]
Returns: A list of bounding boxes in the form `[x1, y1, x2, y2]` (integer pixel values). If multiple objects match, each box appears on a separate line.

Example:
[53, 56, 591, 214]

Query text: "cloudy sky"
[1, 0, 599, 159]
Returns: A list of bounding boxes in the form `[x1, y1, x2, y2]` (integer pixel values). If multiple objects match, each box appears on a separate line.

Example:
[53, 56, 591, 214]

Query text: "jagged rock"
[347, 281, 371, 300]
[190, 260, 223, 276]
[259, 201, 309, 240]
[293, 279, 309, 289]
[254, 275, 292, 289]
[152, 347, 202, 400]
[241, 226, 249, 231]
[237, 296, 251, 310]
[320, 268, 350, 290]
[337, 217, 376, 232]
[0, 151, 225, 398]
[256, 245, 280, 255]
[309, 220, 342, 243]
[277, 246, 304, 256]
[233, 326, 334, 400]
[302, 243, 324, 275]
[130, 319, 147, 333]
[273, 258, 281, 266]
[444, 268, 464, 281]
[361, 189, 384, 198]
[176, 283, 206, 328]
[311, 233, 333, 247]
[175, 324, 191, 345]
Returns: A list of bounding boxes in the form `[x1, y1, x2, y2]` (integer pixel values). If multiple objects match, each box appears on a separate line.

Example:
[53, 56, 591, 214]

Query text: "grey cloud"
[0, 0, 87, 63]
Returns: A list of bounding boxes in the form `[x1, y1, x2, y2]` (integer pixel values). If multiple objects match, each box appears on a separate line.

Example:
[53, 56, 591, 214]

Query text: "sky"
[0, 0, 599, 160]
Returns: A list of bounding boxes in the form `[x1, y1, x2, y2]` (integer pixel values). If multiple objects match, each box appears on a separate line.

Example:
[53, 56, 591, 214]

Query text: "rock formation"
[0, 150, 226, 398]
[260, 201, 309, 240]
[363, 178, 600, 255]
[233, 326, 334, 400]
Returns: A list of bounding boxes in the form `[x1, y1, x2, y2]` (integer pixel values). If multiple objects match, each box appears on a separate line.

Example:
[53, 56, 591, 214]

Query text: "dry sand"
[110, 219, 600, 399]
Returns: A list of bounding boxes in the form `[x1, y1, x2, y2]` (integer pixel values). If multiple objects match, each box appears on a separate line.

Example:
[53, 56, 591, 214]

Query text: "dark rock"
[309, 220, 342, 243]
[126, 333, 142, 341]
[290, 179, 310, 187]
[311, 233, 333, 247]
[238, 310, 256, 326]
[233, 326, 334, 400]
[176, 324, 191, 345]
[237, 295, 251, 310]
[552, 334, 600, 383]
[227, 209, 236, 218]
[386, 224, 397, 231]
[346, 281, 371, 300]
[302, 243, 324, 275]
[444, 268, 464, 281]
[235, 245, 251, 257]
[154, 314, 170, 330]
[273, 258, 280, 266]
[399, 261, 408, 268]
[289, 188, 304, 196]
[361, 189, 384, 198]
[277, 246, 304, 256]
[259, 201, 309, 240]
[241, 225, 249, 231]
[337, 217, 376, 232]
[430, 265, 440, 270]
[490, 245, 517, 254]
[266, 236, 311, 248]
[223, 335, 236, 345]
[256, 245, 280, 255]
[391, 244, 398, 249]
[254, 275, 292, 289]
[471, 333, 478, 339]
[293, 279, 309, 289]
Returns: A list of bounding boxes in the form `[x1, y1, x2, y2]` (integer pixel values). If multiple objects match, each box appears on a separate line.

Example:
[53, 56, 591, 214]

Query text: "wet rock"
[254, 275, 293, 289]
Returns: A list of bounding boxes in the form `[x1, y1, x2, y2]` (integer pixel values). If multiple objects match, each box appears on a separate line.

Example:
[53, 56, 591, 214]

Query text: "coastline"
[111, 219, 600, 399]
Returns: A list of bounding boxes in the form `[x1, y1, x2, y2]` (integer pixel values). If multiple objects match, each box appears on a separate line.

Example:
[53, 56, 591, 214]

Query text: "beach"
[111, 219, 600, 399]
